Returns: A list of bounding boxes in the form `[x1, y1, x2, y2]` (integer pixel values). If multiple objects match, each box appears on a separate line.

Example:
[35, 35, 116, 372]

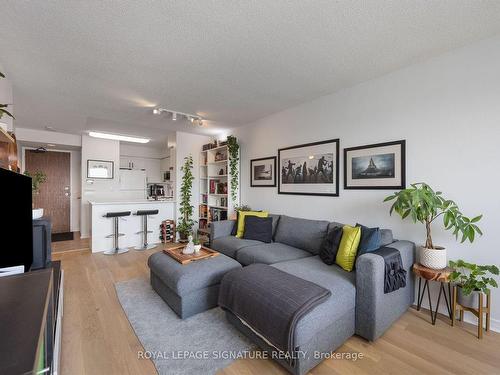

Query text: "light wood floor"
[52, 232, 90, 253]
[53, 246, 500, 375]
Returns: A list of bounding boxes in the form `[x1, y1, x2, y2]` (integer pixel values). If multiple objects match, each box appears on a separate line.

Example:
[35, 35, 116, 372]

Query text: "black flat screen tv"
[0, 168, 33, 271]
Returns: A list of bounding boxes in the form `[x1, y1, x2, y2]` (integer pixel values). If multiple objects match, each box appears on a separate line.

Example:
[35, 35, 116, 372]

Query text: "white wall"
[175, 131, 211, 233]
[120, 143, 167, 159]
[232, 35, 500, 330]
[80, 135, 120, 237]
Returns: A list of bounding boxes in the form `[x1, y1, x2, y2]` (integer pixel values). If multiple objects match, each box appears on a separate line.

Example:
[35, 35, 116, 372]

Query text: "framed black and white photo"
[87, 159, 114, 179]
[278, 139, 339, 196]
[344, 140, 405, 190]
[250, 156, 277, 187]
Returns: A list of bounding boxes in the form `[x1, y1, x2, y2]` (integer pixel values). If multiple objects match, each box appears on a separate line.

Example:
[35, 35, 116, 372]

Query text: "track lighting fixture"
[152, 107, 204, 127]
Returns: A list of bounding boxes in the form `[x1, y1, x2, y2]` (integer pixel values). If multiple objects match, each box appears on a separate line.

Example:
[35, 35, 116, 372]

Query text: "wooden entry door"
[25, 150, 71, 233]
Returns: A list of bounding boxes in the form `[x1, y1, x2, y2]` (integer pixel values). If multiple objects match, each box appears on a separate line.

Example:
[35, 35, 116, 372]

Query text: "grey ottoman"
[147, 251, 242, 319]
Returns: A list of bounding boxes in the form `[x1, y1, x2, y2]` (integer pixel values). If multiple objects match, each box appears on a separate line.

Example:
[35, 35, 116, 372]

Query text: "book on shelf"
[209, 180, 228, 194]
[209, 207, 228, 222]
[199, 218, 208, 230]
[201, 194, 208, 204]
[199, 205, 208, 218]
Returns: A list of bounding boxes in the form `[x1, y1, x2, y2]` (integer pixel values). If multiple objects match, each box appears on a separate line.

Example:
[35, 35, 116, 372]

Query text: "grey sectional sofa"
[211, 214, 415, 375]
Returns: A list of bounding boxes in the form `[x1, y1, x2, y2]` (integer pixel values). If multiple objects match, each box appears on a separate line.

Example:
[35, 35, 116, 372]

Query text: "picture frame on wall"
[344, 140, 406, 190]
[87, 159, 114, 179]
[250, 156, 277, 187]
[278, 139, 339, 196]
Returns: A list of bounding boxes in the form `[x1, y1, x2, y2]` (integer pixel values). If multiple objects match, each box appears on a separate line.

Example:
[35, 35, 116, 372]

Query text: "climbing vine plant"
[0, 72, 14, 120]
[227, 135, 240, 206]
[177, 155, 195, 239]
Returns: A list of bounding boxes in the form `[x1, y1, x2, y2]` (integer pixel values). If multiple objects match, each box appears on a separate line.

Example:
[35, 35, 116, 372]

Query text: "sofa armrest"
[355, 240, 415, 341]
[210, 220, 236, 241]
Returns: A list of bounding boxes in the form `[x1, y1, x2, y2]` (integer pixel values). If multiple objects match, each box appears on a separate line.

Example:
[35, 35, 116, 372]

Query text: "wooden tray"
[163, 244, 219, 265]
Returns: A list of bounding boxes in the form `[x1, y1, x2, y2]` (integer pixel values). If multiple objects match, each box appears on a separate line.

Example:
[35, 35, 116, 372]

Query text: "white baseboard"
[412, 303, 499, 333]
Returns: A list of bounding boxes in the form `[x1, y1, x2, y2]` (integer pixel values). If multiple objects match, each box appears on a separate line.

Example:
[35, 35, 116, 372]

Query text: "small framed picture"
[87, 159, 114, 179]
[278, 139, 339, 196]
[344, 140, 405, 190]
[250, 156, 277, 187]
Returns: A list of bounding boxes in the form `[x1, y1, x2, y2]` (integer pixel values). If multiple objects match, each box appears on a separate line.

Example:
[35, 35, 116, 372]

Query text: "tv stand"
[0, 261, 64, 375]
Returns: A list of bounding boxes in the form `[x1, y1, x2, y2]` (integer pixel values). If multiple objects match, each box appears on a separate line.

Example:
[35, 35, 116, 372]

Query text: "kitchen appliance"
[148, 183, 166, 200]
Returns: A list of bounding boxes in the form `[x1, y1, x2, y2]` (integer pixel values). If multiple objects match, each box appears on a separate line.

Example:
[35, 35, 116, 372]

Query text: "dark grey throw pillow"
[356, 223, 381, 256]
[319, 226, 343, 265]
[243, 216, 273, 243]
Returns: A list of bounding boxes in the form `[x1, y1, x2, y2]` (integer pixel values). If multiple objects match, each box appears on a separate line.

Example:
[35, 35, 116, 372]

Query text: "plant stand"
[413, 263, 454, 325]
[452, 287, 491, 339]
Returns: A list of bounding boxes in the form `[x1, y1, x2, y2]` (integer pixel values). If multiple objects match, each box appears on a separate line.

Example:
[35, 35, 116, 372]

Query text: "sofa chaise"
[211, 214, 415, 375]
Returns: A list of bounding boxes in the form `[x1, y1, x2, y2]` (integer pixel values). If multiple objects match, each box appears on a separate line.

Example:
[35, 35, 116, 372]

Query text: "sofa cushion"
[211, 236, 263, 258]
[336, 225, 361, 272]
[272, 256, 356, 346]
[269, 213, 281, 238]
[380, 229, 394, 246]
[236, 211, 269, 238]
[356, 223, 381, 255]
[148, 251, 241, 295]
[274, 215, 329, 254]
[243, 216, 273, 243]
[236, 242, 312, 266]
[319, 226, 343, 265]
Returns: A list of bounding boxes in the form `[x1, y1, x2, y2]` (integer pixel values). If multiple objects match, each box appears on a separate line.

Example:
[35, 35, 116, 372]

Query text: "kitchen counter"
[89, 200, 175, 253]
[89, 199, 175, 205]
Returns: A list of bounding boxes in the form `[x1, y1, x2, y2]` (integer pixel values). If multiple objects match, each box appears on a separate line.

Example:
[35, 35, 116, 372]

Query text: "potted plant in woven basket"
[449, 260, 498, 308]
[384, 183, 483, 269]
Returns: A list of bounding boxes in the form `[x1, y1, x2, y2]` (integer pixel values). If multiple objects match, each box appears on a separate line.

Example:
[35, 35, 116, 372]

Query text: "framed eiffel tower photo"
[344, 140, 406, 190]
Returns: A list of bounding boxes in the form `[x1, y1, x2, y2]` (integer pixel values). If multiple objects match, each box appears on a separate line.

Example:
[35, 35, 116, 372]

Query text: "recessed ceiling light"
[88, 131, 150, 144]
[45, 126, 55, 131]
[172, 112, 177, 121]
[47, 144, 56, 147]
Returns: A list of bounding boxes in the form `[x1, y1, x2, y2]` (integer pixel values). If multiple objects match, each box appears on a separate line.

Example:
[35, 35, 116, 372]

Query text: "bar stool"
[103, 211, 131, 255]
[134, 209, 159, 250]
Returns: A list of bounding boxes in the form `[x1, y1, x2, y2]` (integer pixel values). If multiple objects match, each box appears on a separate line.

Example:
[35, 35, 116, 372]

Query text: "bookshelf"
[198, 142, 239, 244]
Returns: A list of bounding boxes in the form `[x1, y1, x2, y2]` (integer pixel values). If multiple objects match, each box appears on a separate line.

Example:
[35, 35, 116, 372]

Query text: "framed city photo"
[278, 139, 339, 196]
[250, 156, 277, 187]
[344, 140, 405, 190]
[87, 159, 114, 179]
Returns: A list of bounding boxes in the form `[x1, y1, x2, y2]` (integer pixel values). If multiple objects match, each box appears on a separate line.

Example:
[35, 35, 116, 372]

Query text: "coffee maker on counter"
[148, 183, 166, 200]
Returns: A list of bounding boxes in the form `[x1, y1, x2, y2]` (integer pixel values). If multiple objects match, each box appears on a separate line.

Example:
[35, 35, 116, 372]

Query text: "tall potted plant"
[177, 155, 195, 242]
[227, 135, 240, 207]
[384, 183, 482, 269]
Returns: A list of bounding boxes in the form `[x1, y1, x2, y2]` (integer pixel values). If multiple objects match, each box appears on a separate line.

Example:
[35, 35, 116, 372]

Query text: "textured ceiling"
[1, 0, 500, 140]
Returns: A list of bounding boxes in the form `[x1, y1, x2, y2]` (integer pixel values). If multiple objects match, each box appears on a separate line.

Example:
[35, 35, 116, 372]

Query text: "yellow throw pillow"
[236, 211, 269, 238]
[335, 225, 361, 272]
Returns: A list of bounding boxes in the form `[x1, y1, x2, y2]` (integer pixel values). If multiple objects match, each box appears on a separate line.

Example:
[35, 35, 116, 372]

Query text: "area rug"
[115, 277, 255, 375]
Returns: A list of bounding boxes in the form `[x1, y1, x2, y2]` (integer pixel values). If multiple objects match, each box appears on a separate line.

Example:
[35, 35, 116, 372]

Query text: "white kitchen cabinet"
[145, 159, 162, 183]
[120, 169, 146, 190]
[160, 157, 170, 172]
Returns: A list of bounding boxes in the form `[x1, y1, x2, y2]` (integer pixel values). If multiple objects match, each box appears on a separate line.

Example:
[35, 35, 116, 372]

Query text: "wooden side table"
[413, 263, 454, 325]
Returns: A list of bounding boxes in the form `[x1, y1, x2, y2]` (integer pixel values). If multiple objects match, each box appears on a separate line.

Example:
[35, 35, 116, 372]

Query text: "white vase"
[419, 246, 447, 269]
[194, 244, 202, 253]
[182, 235, 195, 255]
[32, 208, 44, 220]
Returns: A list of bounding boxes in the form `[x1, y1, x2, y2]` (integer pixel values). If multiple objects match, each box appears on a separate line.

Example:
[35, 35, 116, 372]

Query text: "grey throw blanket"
[372, 246, 407, 293]
[218, 264, 331, 360]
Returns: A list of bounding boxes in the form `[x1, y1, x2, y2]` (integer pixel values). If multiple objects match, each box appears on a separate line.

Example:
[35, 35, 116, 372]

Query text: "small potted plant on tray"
[193, 232, 202, 253]
[384, 183, 483, 269]
[449, 259, 498, 309]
